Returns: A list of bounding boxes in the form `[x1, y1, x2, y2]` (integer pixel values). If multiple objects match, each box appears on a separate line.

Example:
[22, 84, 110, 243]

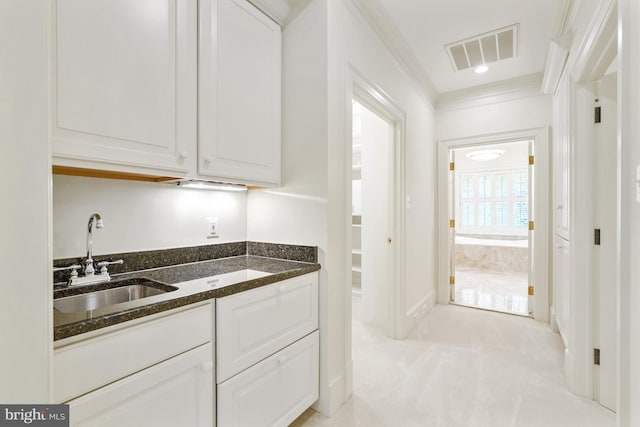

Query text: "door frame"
[559, 0, 617, 400]
[345, 65, 406, 339]
[436, 127, 550, 322]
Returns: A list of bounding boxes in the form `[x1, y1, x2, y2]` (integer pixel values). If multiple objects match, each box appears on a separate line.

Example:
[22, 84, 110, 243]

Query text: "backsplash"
[53, 241, 318, 284]
[52, 174, 248, 259]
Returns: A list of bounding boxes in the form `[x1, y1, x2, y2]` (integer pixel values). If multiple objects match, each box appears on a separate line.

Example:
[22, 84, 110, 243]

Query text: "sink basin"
[54, 278, 178, 313]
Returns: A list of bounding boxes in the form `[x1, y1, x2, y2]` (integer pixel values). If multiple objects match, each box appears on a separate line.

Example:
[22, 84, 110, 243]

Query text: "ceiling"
[375, 0, 568, 94]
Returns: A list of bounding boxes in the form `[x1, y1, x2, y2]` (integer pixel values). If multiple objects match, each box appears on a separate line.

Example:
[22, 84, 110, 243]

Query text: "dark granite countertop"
[53, 255, 320, 341]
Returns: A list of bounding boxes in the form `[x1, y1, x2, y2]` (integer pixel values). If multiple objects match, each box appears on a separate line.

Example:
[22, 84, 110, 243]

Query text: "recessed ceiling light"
[465, 149, 505, 161]
[475, 65, 489, 74]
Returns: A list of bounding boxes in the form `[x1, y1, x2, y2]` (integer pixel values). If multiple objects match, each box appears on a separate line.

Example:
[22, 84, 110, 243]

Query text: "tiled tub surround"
[53, 242, 320, 341]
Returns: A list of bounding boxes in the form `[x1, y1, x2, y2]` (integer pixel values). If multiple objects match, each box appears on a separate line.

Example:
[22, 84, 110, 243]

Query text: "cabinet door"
[68, 343, 213, 427]
[52, 0, 197, 176]
[218, 331, 319, 427]
[199, 0, 281, 185]
[216, 273, 318, 383]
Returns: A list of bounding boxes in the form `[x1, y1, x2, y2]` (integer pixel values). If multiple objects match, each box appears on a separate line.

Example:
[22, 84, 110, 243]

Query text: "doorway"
[437, 128, 550, 322]
[351, 99, 394, 332]
[449, 141, 532, 316]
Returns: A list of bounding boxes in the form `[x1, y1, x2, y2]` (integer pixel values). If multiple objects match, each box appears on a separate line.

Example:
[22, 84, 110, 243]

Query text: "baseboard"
[313, 368, 350, 417]
[401, 289, 435, 337]
[550, 306, 560, 333]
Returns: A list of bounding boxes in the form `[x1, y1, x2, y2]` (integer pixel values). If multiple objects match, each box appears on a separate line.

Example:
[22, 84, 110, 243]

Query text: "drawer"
[68, 343, 213, 427]
[217, 331, 319, 427]
[54, 303, 213, 403]
[216, 272, 318, 382]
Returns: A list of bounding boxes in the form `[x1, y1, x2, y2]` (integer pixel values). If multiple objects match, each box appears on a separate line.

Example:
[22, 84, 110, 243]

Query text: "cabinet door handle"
[277, 355, 287, 364]
[204, 156, 213, 164]
[178, 151, 189, 159]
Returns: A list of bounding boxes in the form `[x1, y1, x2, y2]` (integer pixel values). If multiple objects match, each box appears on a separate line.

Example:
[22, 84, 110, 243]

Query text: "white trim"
[569, 0, 617, 82]
[404, 290, 434, 331]
[556, 0, 618, 401]
[541, 39, 570, 95]
[313, 369, 348, 416]
[348, 0, 438, 105]
[437, 128, 550, 323]
[436, 73, 544, 112]
[246, 0, 290, 25]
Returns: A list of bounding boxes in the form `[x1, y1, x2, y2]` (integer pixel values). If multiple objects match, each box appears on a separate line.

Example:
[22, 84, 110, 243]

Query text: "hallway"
[293, 300, 614, 427]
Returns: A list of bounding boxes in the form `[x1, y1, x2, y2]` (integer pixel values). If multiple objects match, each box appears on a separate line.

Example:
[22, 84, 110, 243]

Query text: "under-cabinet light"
[177, 180, 247, 192]
[474, 65, 489, 74]
[465, 149, 505, 161]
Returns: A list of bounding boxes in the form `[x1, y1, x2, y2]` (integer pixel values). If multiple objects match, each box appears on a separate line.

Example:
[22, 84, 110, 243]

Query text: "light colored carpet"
[291, 299, 614, 427]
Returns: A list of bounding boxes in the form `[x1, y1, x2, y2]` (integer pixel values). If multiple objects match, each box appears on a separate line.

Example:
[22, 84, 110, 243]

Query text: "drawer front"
[217, 331, 319, 427]
[54, 303, 213, 403]
[68, 343, 213, 427]
[216, 272, 318, 382]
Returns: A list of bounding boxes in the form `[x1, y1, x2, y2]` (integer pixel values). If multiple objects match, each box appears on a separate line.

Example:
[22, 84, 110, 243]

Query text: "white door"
[356, 100, 393, 335]
[593, 72, 617, 411]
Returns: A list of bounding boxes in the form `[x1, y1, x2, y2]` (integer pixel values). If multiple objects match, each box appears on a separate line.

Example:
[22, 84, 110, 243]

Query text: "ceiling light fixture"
[465, 149, 505, 161]
[475, 65, 489, 74]
[177, 180, 247, 192]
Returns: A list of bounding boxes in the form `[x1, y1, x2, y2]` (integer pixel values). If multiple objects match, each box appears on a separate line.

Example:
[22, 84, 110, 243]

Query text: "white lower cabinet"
[54, 303, 214, 426]
[217, 331, 319, 427]
[67, 343, 213, 427]
[216, 272, 319, 426]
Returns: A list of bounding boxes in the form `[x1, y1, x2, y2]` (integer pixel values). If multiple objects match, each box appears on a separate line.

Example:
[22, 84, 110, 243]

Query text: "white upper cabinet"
[52, 0, 282, 185]
[199, 0, 282, 185]
[51, 0, 198, 177]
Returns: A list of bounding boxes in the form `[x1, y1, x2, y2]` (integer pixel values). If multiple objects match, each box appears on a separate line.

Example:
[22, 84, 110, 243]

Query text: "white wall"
[247, 0, 436, 416]
[437, 92, 552, 142]
[619, 0, 640, 423]
[53, 175, 247, 259]
[0, 0, 51, 402]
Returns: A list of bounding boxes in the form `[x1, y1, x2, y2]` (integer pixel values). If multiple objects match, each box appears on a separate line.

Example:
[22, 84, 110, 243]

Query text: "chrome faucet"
[54, 213, 123, 287]
[85, 213, 103, 276]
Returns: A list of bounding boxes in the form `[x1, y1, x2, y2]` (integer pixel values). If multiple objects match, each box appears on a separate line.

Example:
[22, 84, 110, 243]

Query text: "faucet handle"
[53, 264, 81, 276]
[53, 264, 81, 281]
[96, 259, 124, 274]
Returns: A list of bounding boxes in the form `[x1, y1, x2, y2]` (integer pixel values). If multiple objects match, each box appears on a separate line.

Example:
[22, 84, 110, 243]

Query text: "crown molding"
[349, 0, 439, 106]
[247, 0, 292, 25]
[436, 73, 545, 112]
[568, 0, 617, 82]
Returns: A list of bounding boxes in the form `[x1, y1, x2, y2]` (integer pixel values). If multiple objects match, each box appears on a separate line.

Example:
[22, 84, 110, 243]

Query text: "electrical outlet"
[206, 217, 219, 239]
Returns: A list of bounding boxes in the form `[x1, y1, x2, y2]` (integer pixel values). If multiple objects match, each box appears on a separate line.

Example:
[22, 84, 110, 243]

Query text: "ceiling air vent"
[446, 24, 519, 72]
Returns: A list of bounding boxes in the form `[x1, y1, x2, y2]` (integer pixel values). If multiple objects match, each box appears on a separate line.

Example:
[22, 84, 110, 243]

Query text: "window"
[459, 169, 528, 235]
[495, 202, 508, 227]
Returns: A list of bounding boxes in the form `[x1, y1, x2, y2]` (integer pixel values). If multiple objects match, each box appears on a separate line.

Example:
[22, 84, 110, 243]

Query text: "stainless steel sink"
[54, 278, 178, 313]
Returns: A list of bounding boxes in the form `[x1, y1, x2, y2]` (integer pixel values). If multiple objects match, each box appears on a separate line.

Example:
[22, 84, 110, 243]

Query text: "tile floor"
[454, 267, 529, 316]
[291, 297, 615, 427]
